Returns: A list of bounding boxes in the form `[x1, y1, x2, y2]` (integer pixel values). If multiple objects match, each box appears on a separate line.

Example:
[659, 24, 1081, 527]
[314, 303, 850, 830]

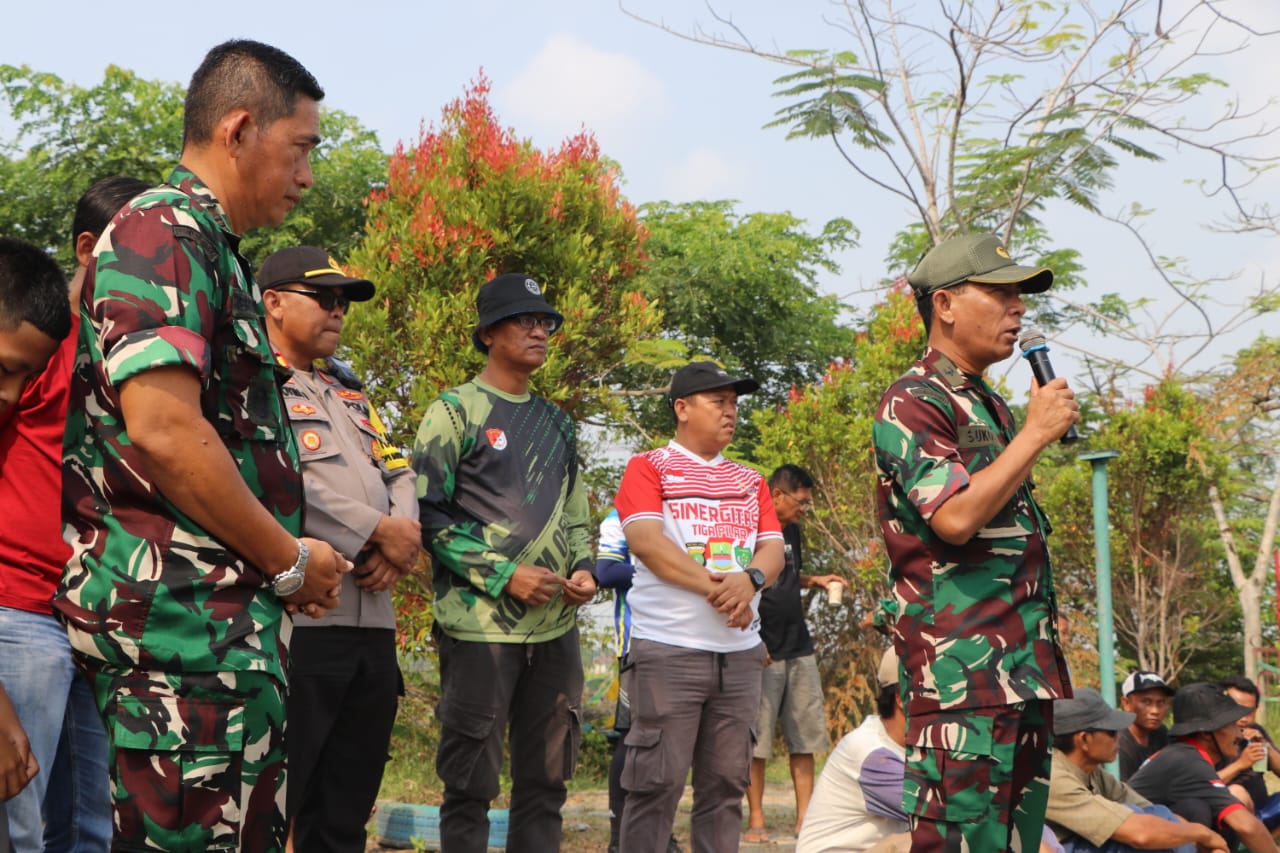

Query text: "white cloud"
[658, 148, 746, 202]
[497, 32, 667, 143]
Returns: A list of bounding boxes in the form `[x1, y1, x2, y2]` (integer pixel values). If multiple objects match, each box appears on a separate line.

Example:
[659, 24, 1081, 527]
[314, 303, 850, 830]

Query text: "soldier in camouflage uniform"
[412, 273, 596, 853]
[54, 41, 348, 853]
[872, 233, 1078, 852]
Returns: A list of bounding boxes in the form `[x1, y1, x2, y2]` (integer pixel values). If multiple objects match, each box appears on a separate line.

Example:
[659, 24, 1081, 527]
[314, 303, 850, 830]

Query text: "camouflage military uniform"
[873, 346, 1070, 853]
[412, 378, 592, 851]
[55, 166, 300, 852]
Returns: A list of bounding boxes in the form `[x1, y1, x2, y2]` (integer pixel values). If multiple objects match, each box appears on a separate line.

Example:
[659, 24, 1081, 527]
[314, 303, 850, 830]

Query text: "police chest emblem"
[337, 390, 364, 401]
[291, 403, 317, 416]
[300, 430, 322, 451]
[486, 428, 508, 450]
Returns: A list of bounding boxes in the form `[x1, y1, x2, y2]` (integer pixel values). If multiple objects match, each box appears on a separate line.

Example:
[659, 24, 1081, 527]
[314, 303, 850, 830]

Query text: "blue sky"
[9, 1, 1279, 384]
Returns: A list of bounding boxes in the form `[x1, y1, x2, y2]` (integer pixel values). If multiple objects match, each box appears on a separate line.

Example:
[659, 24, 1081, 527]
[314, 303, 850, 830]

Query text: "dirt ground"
[370, 784, 801, 852]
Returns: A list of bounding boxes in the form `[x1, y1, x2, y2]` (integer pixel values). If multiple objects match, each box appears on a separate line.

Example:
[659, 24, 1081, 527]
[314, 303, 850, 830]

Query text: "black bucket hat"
[471, 273, 564, 354]
[1168, 682, 1252, 737]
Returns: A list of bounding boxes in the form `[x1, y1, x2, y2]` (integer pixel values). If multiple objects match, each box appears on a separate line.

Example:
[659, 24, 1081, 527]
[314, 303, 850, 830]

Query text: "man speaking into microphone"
[872, 232, 1080, 852]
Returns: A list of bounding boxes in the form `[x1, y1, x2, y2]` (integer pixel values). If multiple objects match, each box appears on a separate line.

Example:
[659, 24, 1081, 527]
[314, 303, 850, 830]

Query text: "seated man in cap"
[1130, 683, 1279, 853]
[613, 361, 785, 852]
[1046, 688, 1228, 853]
[796, 647, 910, 853]
[1118, 671, 1175, 781]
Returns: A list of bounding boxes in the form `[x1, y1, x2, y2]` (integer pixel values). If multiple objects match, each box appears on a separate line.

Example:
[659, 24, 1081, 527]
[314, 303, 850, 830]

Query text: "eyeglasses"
[779, 491, 813, 509]
[275, 288, 350, 312]
[512, 314, 560, 333]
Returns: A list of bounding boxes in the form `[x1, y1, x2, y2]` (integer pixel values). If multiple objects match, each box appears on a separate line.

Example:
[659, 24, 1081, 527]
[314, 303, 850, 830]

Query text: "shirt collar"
[168, 165, 237, 239]
[668, 439, 724, 466]
[921, 346, 985, 392]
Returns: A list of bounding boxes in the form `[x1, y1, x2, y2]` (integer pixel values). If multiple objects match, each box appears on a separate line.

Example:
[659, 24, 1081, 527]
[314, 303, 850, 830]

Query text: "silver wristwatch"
[270, 539, 309, 597]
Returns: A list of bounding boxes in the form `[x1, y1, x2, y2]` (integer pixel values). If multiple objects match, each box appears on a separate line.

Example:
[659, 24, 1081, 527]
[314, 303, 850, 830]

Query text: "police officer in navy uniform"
[260, 246, 421, 853]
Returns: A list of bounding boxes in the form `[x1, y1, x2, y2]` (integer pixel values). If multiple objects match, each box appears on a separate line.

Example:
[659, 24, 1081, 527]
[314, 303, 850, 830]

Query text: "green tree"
[618, 200, 857, 450]
[340, 75, 663, 657]
[751, 283, 923, 730]
[0, 63, 383, 269]
[1039, 381, 1237, 683]
[341, 74, 661, 450]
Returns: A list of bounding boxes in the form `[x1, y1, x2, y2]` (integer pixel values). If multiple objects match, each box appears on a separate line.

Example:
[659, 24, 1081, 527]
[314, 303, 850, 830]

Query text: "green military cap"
[908, 233, 1053, 296]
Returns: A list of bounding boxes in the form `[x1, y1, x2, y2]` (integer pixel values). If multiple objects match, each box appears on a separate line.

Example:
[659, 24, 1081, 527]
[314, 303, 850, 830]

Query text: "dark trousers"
[435, 627, 583, 853]
[619, 638, 767, 853]
[286, 627, 400, 853]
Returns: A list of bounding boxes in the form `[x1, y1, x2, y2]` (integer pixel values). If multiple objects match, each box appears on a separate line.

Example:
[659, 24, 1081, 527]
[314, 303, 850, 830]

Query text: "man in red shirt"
[0, 179, 146, 852]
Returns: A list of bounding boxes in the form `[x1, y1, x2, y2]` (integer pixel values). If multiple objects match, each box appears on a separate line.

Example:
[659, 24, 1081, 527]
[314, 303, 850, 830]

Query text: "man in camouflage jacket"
[55, 41, 347, 852]
[412, 273, 595, 853]
[872, 233, 1078, 852]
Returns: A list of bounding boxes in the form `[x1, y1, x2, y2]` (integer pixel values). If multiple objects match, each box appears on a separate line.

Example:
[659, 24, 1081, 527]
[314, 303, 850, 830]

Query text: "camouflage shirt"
[873, 347, 1070, 717]
[412, 378, 593, 643]
[56, 166, 301, 681]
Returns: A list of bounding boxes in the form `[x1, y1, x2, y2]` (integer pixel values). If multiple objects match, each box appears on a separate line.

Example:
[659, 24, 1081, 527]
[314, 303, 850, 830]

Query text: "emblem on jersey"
[524, 278, 541, 295]
[486, 428, 508, 450]
[300, 430, 322, 451]
[337, 389, 364, 401]
[706, 539, 736, 572]
[290, 403, 317, 416]
[685, 543, 706, 566]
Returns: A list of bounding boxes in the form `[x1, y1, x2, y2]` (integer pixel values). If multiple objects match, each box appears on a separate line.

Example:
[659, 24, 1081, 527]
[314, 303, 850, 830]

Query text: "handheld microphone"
[1017, 329, 1081, 444]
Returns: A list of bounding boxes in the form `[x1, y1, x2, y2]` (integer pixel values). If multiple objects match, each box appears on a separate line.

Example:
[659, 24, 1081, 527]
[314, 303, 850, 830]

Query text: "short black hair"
[71, 176, 151, 242]
[183, 39, 324, 147]
[915, 282, 968, 335]
[769, 464, 815, 492]
[1053, 732, 1079, 755]
[1221, 675, 1260, 700]
[875, 683, 898, 719]
[0, 238, 70, 340]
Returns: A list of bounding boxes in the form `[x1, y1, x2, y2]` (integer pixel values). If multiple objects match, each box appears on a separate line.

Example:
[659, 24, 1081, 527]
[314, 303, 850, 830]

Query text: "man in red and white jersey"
[613, 361, 785, 853]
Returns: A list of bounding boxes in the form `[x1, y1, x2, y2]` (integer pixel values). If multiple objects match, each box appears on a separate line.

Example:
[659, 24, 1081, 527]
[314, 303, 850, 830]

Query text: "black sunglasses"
[275, 288, 350, 312]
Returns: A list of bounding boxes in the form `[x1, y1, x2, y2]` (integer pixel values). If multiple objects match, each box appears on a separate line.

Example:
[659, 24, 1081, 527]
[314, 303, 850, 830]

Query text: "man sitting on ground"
[1118, 671, 1175, 781]
[796, 648, 909, 853]
[1130, 683, 1279, 853]
[1046, 688, 1228, 853]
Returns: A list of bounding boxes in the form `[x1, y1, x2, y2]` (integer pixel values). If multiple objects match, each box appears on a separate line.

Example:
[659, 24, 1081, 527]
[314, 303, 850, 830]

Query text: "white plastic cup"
[827, 581, 845, 606]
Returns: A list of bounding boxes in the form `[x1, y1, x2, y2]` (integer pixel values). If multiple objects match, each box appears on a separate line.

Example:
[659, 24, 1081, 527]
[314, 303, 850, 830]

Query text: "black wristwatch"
[746, 567, 766, 592]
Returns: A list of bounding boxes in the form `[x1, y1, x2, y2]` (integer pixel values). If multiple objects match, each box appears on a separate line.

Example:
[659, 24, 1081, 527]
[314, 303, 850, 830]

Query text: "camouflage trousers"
[904, 700, 1052, 853]
[79, 661, 288, 852]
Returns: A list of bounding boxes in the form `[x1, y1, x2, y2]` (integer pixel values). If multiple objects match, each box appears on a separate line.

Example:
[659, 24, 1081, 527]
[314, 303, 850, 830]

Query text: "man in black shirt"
[744, 465, 845, 842]
[1118, 670, 1174, 780]
[1130, 682, 1279, 853]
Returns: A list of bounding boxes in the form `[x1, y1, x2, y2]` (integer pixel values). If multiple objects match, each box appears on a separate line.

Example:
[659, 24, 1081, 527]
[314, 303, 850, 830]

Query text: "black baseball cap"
[1122, 671, 1175, 698]
[258, 246, 375, 301]
[471, 273, 564, 354]
[667, 361, 759, 404]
